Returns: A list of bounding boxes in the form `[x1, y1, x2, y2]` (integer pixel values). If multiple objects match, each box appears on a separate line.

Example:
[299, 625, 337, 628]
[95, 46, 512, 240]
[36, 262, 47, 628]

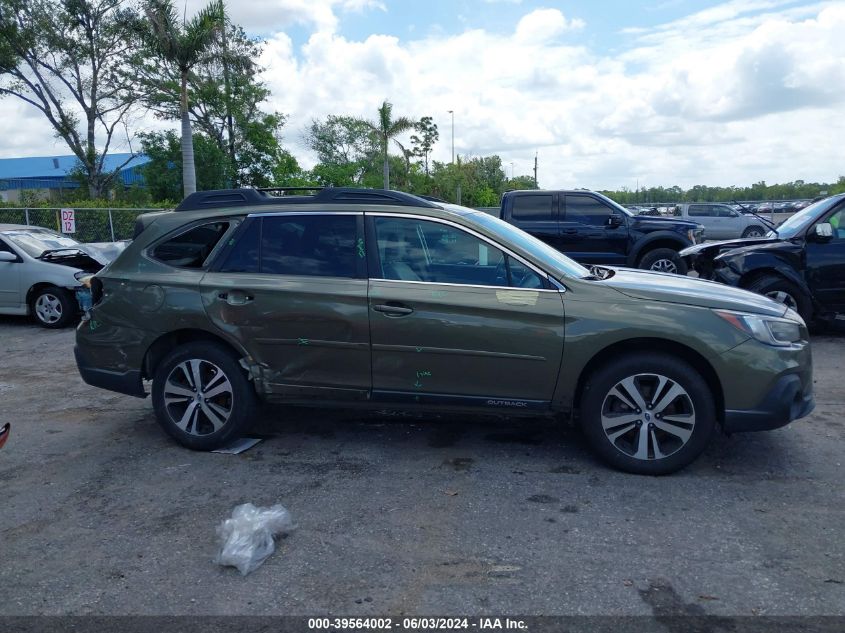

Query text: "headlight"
[714, 309, 805, 346]
[74, 271, 94, 288]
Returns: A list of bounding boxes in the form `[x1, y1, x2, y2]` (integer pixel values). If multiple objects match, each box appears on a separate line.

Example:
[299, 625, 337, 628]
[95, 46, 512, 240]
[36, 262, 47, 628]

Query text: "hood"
[80, 241, 128, 265]
[601, 267, 787, 317]
[713, 239, 804, 262]
[680, 236, 780, 259]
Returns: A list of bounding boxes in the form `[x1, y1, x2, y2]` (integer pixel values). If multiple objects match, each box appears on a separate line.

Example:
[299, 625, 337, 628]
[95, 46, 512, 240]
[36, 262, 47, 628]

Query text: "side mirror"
[813, 223, 833, 240]
[607, 214, 623, 228]
[0, 251, 18, 262]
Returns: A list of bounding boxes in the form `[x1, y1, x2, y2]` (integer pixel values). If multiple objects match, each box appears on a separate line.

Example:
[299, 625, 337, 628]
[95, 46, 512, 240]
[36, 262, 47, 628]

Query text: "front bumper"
[724, 373, 815, 432]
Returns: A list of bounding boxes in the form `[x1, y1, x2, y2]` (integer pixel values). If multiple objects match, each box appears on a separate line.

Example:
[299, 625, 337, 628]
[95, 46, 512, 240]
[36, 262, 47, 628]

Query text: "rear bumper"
[724, 373, 814, 433]
[74, 344, 146, 398]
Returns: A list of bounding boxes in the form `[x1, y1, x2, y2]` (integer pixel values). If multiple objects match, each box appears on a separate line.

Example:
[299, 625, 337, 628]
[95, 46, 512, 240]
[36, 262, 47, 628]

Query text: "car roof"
[0, 224, 56, 233]
[174, 187, 443, 213]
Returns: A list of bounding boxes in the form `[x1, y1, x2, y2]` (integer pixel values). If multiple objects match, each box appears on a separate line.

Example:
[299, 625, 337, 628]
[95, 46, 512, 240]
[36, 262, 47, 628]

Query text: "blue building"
[0, 153, 150, 201]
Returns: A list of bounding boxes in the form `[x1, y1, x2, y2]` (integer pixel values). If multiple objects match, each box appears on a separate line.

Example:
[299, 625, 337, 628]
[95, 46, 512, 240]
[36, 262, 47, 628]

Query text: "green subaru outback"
[74, 188, 814, 475]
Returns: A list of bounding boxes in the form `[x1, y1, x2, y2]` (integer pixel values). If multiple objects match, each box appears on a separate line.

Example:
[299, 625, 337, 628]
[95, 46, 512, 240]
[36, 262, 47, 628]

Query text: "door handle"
[217, 291, 254, 306]
[373, 303, 414, 316]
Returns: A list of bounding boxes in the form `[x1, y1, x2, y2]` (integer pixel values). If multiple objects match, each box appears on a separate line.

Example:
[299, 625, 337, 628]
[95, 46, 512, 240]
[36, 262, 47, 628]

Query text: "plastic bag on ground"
[214, 503, 294, 575]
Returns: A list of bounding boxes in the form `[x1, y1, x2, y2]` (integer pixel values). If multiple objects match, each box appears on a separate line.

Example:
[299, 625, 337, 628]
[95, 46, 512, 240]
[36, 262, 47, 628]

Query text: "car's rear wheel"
[746, 274, 811, 322]
[31, 286, 77, 329]
[580, 353, 716, 475]
[638, 248, 688, 275]
[742, 226, 766, 238]
[152, 342, 258, 451]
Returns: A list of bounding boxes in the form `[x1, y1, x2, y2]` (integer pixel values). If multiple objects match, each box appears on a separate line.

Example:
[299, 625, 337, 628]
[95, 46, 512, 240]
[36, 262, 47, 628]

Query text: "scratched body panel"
[199, 271, 370, 397]
[368, 280, 564, 402]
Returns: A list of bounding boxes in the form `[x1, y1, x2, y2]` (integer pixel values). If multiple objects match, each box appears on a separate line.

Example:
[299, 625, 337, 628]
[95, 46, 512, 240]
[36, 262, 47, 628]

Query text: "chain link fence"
[0, 207, 169, 242]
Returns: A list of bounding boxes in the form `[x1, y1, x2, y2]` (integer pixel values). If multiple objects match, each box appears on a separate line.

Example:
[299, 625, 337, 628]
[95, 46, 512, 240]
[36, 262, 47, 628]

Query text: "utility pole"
[533, 152, 538, 188]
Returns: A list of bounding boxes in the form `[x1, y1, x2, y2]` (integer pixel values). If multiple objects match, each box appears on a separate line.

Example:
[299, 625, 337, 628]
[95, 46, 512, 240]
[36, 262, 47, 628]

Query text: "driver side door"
[0, 237, 21, 309]
[806, 207, 845, 313]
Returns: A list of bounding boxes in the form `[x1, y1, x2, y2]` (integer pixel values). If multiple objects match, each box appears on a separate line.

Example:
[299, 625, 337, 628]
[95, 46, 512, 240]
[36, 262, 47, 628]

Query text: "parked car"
[500, 190, 704, 275]
[0, 225, 125, 328]
[681, 193, 845, 325]
[673, 203, 772, 239]
[75, 187, 814, 475]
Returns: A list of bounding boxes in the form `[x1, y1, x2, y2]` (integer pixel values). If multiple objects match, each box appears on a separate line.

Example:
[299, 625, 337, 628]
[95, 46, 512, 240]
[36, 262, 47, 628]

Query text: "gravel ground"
[0, 316, 843, 617]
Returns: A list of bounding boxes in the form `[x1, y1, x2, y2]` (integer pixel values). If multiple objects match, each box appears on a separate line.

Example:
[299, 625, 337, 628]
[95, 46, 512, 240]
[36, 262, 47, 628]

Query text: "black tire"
[152, 341, 258, 451]
[742, 226, 766, 238]
[747, 274, 812, 322]
[638, 248, 688, 275]
[30, 286, 77, 329]
[580, 353, 716, 475]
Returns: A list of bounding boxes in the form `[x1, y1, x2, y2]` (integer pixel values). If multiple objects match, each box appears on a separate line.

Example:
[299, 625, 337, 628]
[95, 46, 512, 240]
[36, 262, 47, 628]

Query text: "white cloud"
[2, 2, 845, 191]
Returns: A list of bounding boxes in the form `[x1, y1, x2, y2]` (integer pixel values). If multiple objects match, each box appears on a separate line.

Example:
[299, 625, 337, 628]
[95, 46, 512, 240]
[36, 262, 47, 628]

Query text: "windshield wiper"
[733, 200, 778, 238]
[38, 248, 85, 259]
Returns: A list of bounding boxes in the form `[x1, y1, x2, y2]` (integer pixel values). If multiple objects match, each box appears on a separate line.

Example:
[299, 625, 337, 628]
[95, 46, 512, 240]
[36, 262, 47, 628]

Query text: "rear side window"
[217, 215, 358, 277]
[151, 222, 230, 268]
[511, 194, 553, 221]
[688, 205, 713, 217]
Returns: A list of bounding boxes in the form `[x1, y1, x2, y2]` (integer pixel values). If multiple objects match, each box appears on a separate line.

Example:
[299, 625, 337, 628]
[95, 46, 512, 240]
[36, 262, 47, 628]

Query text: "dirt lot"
[0, 316, 843, 617]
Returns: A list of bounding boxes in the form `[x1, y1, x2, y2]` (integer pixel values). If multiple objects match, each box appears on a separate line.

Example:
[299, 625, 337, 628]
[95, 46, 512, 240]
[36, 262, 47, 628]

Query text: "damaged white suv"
[0, 224, 124, 328]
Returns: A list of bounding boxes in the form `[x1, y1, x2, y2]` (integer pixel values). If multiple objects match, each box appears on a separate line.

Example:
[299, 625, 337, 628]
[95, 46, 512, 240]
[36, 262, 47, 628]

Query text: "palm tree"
[141, 0, 225, 197]
[361, 101, 414, 190]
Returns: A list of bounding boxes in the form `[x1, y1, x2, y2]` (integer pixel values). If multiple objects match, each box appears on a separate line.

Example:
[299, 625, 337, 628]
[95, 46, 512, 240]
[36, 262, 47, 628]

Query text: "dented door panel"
[200, 272, 371, 398]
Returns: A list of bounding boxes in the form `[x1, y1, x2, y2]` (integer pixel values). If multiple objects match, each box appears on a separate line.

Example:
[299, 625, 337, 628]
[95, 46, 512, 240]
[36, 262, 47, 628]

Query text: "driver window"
[374, 217, 540, 289]
[827, 209, 844, 239]
[566, 195, 613, 226]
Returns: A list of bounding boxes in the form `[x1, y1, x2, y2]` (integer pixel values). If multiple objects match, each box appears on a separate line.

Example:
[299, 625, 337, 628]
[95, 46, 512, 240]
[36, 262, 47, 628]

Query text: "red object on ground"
[0, 423, 9, 450]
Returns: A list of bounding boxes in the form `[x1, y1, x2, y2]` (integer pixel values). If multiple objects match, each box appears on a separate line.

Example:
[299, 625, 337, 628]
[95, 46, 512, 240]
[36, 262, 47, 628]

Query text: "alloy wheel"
[35, 293, 63, 325]
[600, 373, 696, 461]
[163, 359, 234, 436]
[649, 259, 678, 274]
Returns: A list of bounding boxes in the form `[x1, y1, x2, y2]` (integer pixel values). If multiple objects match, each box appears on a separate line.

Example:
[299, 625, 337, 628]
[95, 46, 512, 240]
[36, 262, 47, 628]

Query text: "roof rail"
[174, 187, 442, 212]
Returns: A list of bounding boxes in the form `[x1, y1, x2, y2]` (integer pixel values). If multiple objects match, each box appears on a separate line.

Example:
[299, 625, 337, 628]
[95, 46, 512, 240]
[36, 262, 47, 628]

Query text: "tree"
[359, 100, 414, 190]
[410, 116, 439, 176]
[139, 0, 224, 197]
[0, 0, 141, 198]
[132, 22, 287, 188]
[304, 115, 378, 186]
[139, 130, 229, 202]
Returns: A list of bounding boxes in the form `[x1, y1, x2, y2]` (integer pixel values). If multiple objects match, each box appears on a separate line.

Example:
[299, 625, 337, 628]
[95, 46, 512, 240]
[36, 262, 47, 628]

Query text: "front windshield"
[768, 195, 845, 239]
[2, 229, 81, 258]
[464, 211, 592, 279]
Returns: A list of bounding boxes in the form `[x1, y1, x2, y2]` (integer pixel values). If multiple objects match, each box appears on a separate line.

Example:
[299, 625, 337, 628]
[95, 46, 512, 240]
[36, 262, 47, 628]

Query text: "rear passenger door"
[687, 204, 723, 239]
[201, 212, 371, 400]
[508, 193, 561, 250]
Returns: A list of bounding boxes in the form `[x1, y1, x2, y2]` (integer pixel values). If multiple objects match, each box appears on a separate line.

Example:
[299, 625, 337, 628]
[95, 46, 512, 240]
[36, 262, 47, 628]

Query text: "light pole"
[448, 110, 455, 164]
[510, 162, 514, 180]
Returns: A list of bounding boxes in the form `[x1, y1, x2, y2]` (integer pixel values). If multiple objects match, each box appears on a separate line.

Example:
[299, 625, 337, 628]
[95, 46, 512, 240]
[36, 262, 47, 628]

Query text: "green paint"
[414, 380, 422, 388]
[298, 338, 310, 345]
[415, 347, 423, 353]
[416, 370, 432, 378]
[356, 238, 365, 258]
[88, 320, 101, 332]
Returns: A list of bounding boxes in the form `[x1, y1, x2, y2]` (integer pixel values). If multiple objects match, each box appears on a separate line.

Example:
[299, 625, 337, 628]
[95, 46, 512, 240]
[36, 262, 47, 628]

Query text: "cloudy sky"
[3, 0, 844, 190]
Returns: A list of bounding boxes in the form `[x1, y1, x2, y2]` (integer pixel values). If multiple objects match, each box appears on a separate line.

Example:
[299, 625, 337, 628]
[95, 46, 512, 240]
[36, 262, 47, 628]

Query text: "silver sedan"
[0, 224, 124, 328]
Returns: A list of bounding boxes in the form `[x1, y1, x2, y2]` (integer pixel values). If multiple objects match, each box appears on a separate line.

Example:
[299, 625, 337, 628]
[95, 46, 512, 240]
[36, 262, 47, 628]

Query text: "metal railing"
[0, 207, 170, 242]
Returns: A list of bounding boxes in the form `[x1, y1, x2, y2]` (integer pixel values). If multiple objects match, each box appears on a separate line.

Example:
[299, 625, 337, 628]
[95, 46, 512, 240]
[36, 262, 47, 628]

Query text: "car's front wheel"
[742, 226, 766, 238]
[746, 274, 811, 323]
[580, 353, 716, 475]
[638, 248, 688, 275]
[31, 286, 77, 328]
[152, 342, 258, 451]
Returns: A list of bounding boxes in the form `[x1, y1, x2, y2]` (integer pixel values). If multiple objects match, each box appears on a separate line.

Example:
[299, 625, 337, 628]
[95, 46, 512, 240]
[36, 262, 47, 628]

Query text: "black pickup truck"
[500, 190, 704, 274]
